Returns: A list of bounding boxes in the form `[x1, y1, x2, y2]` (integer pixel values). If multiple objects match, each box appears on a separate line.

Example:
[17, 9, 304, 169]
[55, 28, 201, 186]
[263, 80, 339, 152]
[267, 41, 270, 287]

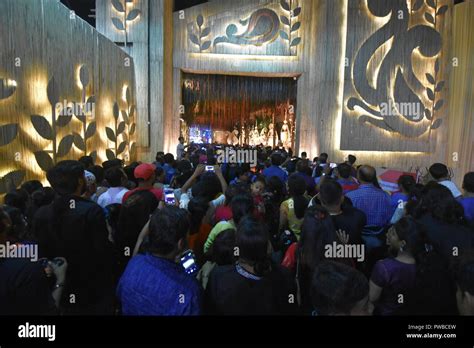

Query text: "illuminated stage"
[181, 72, 297, 149]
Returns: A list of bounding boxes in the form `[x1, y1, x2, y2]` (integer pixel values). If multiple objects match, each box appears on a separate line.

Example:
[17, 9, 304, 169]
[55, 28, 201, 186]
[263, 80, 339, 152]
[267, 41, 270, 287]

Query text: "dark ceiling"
[60, 0, 95, 26]
[174, 0, 208, 12]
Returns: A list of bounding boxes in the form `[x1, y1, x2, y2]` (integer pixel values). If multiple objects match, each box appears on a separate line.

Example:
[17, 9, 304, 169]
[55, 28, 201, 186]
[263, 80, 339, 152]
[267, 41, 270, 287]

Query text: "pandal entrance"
[180, 72, 298, 150]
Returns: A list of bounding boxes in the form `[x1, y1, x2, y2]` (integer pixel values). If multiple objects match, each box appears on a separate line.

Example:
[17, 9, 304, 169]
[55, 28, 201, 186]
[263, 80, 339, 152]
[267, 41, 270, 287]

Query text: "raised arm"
[279, 201, 289, 232]
[214, 164, 228, 195]
[133, 219, 150, 257]
[181, 164, 205, 193]
[369, 280, 383, 305]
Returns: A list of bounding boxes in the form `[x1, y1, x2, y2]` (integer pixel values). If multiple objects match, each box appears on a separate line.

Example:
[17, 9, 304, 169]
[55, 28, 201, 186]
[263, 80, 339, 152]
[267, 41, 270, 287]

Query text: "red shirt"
[337, 178, 359, 194]
[281, 242, 298, 271]
[215, 205, 233, 222]
[122, 187, 163, 203]
[253, 194, 265, 220]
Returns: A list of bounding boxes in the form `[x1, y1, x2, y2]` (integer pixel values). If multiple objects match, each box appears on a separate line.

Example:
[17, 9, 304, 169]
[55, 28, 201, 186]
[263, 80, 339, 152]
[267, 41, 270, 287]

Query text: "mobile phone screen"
[205, 165, 214, 172]
[180, 250, 198, 275]
[164, 189, 175, 205]
[182, 258, 195, 269]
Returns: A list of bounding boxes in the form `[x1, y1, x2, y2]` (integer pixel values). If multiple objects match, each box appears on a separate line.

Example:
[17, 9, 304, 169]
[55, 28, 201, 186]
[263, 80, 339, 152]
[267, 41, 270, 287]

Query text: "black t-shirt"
[418, 214, 474, 262]
[32, 196, 114, 313]
[330, 205, 367, 245]
[0, 258, 56, 315]
[310, 196, 354, 209]
[204, 263, 298, 315]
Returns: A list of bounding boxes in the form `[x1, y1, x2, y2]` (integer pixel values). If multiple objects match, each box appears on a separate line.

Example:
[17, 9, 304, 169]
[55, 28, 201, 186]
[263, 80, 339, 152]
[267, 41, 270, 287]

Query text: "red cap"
[134, 163, 156, 180]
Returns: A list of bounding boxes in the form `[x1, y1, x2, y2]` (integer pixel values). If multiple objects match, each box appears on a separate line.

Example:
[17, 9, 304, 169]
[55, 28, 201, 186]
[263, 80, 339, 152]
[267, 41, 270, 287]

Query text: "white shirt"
[178, 189, 225, 210]
[390, 202, 406, 224]
[177, 143, 185, 159]
[439, 180, 462, 198]
[97, 187, 129, 207]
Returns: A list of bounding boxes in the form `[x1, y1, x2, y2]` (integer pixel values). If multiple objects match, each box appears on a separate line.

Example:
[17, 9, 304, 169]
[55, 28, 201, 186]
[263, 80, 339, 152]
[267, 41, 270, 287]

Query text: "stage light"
[188, 53, 300, 61]
[122, 84, 128, 102]
[334, 0, 349, 152]
[367, 37, 394, 90]
[28, 73, 49, 107]
[340, 150, 427, 157]
[6, 79, 16, 87]
[0, 168, 19, 178]
[76, 66, 83, 90]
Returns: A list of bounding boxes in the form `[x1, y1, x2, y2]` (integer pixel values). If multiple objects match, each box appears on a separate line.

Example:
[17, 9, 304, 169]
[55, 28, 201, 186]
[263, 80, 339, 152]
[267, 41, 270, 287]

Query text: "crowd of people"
[1, 140, 474, 316]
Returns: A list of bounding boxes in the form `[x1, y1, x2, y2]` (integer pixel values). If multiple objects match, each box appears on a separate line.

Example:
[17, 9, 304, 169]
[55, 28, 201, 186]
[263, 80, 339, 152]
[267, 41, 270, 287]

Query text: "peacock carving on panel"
[347, 0, 447, 138]
[213, 8, 281, 47]
[0, 76, 25, 193]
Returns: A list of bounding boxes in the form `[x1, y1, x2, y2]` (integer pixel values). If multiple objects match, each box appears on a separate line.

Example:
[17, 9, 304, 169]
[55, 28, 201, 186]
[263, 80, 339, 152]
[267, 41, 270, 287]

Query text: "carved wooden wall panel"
[172, 0, 457, 180]
[341, 0, 452, 152]
[0, 0, 137, 191]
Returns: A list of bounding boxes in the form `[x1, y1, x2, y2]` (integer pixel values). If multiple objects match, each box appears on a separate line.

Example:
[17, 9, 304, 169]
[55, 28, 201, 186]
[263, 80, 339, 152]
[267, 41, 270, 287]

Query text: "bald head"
[358, 165, 376, 184]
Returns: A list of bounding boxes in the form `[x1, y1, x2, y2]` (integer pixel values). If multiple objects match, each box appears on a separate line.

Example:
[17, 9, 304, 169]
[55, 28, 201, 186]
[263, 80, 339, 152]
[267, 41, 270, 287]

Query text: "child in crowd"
[251, 175, 266, 218]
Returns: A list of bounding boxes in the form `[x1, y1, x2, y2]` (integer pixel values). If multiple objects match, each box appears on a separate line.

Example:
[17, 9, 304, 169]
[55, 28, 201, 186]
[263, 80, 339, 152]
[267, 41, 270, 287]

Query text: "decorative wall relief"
[186, 2, 303, 56]
[189, 15, 212, 53]
[31, 77, 75, 171]
[72, 65, 97, 162]
[213, 9, 280, 47]
[0, 78, 16, 99]
[341, 0, 450, 152]
[122, 86, 137, 161]
[30, 68, 100, 172]
[0, 76, 24, 193]
[0, 171, 25, 194]
[0, 122, 18, 147]
[279, 0, 302, 56]
[421, 0, 448, 133]
[0, 77, 18, 147]
[106, 85, 136, 161]
[0, 0, 138, 193]
[425, 57, 445, 132]
[106, 102, 121, 160]
[111, 0, 141, 45]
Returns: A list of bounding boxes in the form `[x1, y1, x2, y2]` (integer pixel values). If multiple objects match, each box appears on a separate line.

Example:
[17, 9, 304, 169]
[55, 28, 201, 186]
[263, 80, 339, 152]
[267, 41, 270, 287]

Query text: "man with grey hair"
[346, 166, 392, 228]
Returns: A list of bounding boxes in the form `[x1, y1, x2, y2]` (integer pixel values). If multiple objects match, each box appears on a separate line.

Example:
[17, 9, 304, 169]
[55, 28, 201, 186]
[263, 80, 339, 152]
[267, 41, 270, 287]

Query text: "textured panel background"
[94, 0, 469, 185]
[96, 0, 174, 161]
[184, 1, 303, 56]
[172, 0, 309, 154]
[448, 0, 474, 184]
[171, 0, 464, 182]
[96, 0, 149, 148]
[0, 0, 137, 190]
[341, 0, 452, 152]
